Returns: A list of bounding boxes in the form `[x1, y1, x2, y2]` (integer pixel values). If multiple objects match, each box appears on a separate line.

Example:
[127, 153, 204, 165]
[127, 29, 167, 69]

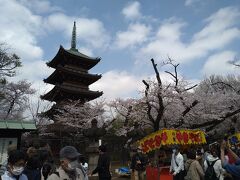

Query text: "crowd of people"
[129, 139, 240, 180]
[169, 140, 240, 180]
[0, 142, 111, 180]
[0, 138, 239, 180]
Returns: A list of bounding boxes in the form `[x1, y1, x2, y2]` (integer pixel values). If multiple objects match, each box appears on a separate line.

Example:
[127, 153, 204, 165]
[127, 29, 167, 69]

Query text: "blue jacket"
[223, 158, 240, 180]
[1, 171, 28, 180]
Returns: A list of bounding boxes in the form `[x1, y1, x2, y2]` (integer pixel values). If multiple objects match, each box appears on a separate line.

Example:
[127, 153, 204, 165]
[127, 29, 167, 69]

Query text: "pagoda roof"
[47, 45, 100, 70]
[43, 65, 102, 85]
[41, 84, 103, 102]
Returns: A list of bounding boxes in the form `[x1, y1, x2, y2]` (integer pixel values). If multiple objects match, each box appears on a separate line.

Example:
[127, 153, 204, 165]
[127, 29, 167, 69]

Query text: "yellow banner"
[139, 129, 206, 153]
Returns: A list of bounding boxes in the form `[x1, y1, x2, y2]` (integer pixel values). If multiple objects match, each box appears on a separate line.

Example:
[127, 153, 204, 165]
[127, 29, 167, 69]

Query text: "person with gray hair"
[47, 146, 84, 180]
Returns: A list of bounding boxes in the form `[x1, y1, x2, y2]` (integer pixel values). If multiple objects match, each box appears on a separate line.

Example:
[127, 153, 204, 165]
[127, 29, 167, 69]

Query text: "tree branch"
[151, 58, 162, 87]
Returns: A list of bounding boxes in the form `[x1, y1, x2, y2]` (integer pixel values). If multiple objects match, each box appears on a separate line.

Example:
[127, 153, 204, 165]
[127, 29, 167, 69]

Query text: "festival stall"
[138, 129, 206, 180]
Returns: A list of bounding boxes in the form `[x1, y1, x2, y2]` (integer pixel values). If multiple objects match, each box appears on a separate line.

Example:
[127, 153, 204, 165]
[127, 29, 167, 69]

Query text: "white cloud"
[114, 23, 151, 49]
[16, 60, 54, 81]
[0, 0, 44, 61]
[202, 51, 239, 76]
[156, 20, 186, 42]
[185, 0, 201, 6]
[0, 0, 113, 114]
[138, 7, 240, 64]
[90, 68, 201, 102]
[78, 47, 94, 57]
[90, 70, 145, 100]
[44, 13, 110, 49]
[19, 0, 62, 14]
[122, 1, 141, 20]
[193, 7, 240, 40]
[90, 70, 190, 101]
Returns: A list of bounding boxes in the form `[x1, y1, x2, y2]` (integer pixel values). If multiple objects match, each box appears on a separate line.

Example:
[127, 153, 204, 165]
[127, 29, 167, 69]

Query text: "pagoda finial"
[71, 21, 77, 50]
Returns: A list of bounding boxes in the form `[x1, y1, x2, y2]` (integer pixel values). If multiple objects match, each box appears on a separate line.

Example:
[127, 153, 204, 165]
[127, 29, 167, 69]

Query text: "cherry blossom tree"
[0, 80, 35, 120]
[109, 59, 240, 142]
[185, 75, 240, 136]
[108, 98, 146, 135]
[54, 100, 106, 128]
[37, 99, 113, 137]
[0, 44, 35, 121]
[109, 58, 199, 141]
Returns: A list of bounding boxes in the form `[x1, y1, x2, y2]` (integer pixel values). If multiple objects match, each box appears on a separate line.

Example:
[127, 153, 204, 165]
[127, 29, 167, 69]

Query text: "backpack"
[204, 159, 219, 180]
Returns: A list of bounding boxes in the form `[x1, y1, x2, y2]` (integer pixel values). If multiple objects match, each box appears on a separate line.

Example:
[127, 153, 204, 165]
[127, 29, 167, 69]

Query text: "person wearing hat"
[91, 145, 111, 180]
[170, 145, 185, 180]
[47, 146, 84, 180]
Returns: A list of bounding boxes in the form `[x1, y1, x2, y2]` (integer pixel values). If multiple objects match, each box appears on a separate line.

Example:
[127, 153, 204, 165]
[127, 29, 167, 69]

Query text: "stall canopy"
[139, 129, 206, 153]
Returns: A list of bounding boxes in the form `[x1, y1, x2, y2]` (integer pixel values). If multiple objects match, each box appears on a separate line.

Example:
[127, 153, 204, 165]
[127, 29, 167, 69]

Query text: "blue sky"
[1, 0, 240, 102]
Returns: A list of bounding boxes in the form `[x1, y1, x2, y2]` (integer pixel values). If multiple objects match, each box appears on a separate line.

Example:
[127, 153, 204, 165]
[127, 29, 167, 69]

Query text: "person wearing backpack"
[184, 150, 204, 180]
[204, 147, 224, 180]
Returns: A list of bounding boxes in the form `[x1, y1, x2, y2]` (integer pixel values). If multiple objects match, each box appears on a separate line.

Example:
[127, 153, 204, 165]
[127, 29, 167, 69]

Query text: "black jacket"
[130, 153, 147, 171]
[92, 153, 111, 180]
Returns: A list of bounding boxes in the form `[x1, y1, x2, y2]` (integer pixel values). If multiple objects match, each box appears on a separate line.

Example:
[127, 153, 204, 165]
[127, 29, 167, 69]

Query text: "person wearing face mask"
[47, 146, 84, 180]
[170, 145, 185, 180]
[0, 145, 17, 176]
[1, 150, 28, 180]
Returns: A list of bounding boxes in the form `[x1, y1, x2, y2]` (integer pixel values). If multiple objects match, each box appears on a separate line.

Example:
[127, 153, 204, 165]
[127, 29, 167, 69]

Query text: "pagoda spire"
[71, 21, 77, 51]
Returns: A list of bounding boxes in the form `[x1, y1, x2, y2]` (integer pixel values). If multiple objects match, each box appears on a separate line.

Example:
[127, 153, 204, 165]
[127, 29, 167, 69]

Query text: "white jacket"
[47, 166, 84, 180]
[204, 155, 225, 180]
[170, 152, 184, 174]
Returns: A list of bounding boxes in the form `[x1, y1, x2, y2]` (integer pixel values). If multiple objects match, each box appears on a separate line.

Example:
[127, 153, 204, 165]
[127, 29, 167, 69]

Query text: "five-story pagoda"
[41, 22, 103, 104]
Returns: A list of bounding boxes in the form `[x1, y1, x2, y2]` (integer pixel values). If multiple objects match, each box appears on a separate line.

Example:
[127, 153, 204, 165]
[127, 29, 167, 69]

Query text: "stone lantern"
[83, 118, 106, 171]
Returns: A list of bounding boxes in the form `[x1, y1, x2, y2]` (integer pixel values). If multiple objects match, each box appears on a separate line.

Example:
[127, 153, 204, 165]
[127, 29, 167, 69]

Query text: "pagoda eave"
[43, 69, 102, 85]
[47, 46, 100, 69]
[41, 86, 103, 102]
